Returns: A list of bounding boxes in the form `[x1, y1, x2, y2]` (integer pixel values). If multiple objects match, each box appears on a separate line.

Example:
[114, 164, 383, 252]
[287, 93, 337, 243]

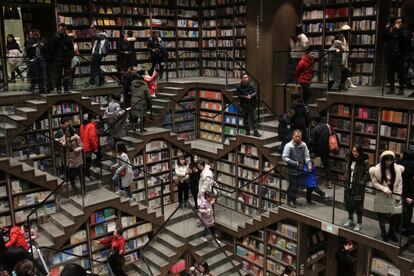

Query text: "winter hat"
[341, 24, 351, 31]
[380, 150, 395, 160]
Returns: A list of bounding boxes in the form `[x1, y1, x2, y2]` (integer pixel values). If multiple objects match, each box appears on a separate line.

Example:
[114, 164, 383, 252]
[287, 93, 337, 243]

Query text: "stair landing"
[71, 187, 120, 207]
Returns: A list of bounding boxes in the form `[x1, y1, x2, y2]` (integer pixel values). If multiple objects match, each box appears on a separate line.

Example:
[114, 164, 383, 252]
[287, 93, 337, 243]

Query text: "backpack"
[101, 38, 111, 57]
[326, 124, 339, 152]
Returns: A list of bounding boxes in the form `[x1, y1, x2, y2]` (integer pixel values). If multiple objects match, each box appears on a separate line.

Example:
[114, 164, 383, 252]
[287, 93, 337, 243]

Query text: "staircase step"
[34, 231, 54, 248]
[60, 202, 84, 220]
[195, 243, 221, 260]
[152, 98, 171, 104]
[0, 122, 16, 130]
[157, 232, 185, 250]
[205, 250, 234, 269]
[16, 107, 37, 113]
[25, 100, 47, 106]
[39, 222, 65, 240]
[144, 249, 169, 269]
[260, 119, 279, 128]
[121, 136, 143, 144]
[50, 213, 75, 231]
[161, 86, 184, 91]
[134, 260, 161, 276]
[264, 141, 282, 149]
[157, 92, 177, 97]
[149, 240, 176, 259]
[210, 260, 241, 275]
[8, 115, 27, 122]
[270, 153, 282, 159]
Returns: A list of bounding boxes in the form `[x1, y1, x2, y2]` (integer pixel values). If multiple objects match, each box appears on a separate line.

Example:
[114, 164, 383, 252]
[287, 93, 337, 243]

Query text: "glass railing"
[34, 246, 113, 275]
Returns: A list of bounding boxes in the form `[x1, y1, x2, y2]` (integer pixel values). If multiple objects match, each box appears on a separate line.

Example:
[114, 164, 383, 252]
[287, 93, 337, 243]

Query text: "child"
[143, 69, 158, 98]
[199, 192, 221, 244]
[304, 163, 328, 205]
[175, 155, 190, 208]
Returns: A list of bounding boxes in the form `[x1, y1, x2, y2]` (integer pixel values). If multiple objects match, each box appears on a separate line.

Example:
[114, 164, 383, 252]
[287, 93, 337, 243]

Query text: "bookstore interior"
[1, 0, 414, 276]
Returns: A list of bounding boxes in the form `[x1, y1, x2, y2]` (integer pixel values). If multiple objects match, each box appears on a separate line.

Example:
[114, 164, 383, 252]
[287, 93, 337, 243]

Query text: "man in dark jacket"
[290, 94, 308, 142]
[88, 27, 109, 87]
[335, 240, 355, 276]
[278, 109, 295, 153]
[52, 23, 74, 93]
[122, 66, 138, 108]
[237, 74, 261, 137]
[385, 17, 411, 95]
[309, 115, 332, 189]
[130, 76, 150, 133]
[25, 29, 48, 93]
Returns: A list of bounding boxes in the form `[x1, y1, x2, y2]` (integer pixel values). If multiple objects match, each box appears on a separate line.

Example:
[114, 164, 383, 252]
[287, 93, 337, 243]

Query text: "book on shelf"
[382, 110, 408, 124]
[70, 229, 87, 245]
[371, 257, 401, 276]
[90, 208, 116, 225]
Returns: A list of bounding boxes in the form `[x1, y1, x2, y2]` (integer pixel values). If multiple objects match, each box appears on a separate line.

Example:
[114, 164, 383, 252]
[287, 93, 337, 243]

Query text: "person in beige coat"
[369, 150, 404, 242]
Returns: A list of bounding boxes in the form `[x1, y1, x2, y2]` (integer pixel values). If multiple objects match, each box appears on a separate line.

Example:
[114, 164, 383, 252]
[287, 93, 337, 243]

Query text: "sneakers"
[253, 131, 261, 137]
[201, 237, 208, 242]
[287, 201, 297, 208]
[115, 190, 123, 195]
[216, 239, 224, 246]
[343, 219, 354, 227]
[353, 223, 362, 232]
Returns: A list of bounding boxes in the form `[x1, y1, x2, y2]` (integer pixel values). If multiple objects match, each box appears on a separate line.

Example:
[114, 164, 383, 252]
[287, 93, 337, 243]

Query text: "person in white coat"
[369, 150, 404, 242]
[112, 142, 133, 199]
[197, 160, 213, 206]
[175, 155, 190, 208]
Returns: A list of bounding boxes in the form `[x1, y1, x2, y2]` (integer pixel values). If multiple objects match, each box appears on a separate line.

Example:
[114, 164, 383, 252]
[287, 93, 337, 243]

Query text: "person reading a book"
[95, 228, 126, 276]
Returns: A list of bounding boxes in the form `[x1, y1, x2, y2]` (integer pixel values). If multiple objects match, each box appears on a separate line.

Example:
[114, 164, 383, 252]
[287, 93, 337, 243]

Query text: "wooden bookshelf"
[301, 0, 379, 85]
[327, 101, 414, 184]
[131, 139, 190, 208]
[199, 90, 223, 143]
[236, 230, 265, 275]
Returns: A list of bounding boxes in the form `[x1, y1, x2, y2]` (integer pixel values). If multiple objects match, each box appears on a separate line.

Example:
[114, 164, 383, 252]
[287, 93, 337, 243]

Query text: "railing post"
[161, 178, 165, 216]
[225, 53, 228, 85]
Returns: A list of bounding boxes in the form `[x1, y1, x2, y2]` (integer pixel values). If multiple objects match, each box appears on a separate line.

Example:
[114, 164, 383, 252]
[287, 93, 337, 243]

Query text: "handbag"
[326, 124, 339, 152]
[119, 168, 127, 177]
[303, 164, 317, 188]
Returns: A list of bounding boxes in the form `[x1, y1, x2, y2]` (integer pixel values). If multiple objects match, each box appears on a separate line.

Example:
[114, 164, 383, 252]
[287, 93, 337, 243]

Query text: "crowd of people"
[5, 25, 166, 94]
[281, 112, 414, 242]
[290, 17, 414, 102]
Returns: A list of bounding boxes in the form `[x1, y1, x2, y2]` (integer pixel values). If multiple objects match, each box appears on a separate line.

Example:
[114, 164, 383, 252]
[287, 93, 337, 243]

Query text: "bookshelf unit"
[236, 230, 265, 275]
[131, 139, 189, 208]
[46, 209, 153, 275]
[199, 90, 223, 143]
[301, 0, 379, 85]
[0, 172, 11, 228]
[327, 101, 414, 183]
[162, 90, 196, 141]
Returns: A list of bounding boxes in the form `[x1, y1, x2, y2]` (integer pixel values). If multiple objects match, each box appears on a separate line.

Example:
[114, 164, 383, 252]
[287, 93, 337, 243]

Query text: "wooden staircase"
[0, 157, 59, 190]
[0, 92, 105, 140]
[35, 187, 164, 249]
[132, 208, 248, 276]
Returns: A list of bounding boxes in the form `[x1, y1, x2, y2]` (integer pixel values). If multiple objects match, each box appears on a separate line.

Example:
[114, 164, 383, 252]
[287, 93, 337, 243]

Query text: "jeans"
[123, 185, 132, 198]
[349, 209, 363, 224]
[202, 226, 215, 238]
[287, 174, 304, 203]
[89, 54, 104, 85]
[55, 59, 71, 91]
[330, 61, 342, 90]
[178, 181, 189, 204]
[241, 103, 258, 134]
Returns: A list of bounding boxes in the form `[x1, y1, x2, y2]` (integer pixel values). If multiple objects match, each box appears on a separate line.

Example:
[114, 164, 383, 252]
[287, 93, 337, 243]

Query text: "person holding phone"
[335, 240, 355, 276]
[282, 129, 312, 208]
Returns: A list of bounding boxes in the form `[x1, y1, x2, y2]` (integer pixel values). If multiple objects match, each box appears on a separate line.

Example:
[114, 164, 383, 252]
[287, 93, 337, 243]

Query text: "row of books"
[52, 103, 80, 115]
[236, 245, 264, 266]
[145, 150, 169, 163]
[354, 122, 377, 134]
[90, 208, 116, 225]
[350, 34, 376, 45]
[382, 110, 409, 124]
[380, 125, 408, 139]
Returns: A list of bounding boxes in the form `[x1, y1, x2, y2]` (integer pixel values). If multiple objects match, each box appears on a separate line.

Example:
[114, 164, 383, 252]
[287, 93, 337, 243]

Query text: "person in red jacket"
[95, 228, 126, 276]
[143, 69, 158, 98]
[5, 226, 29, 251]
[295, 48, 314, 105]
[80, 113, 99, 180]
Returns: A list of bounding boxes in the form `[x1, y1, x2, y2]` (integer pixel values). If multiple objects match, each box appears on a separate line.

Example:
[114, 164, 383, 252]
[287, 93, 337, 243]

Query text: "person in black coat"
[189, 154, 201, 209]
[335, 240, 355, 276]
[290, 95, 308, 142]
[25, 29, 48, 93]
[117, 31, 137, 76]
[122, 66, 139, 109]
[400, 149, 414, 235]
[309, 115, 332, 188]
[51, 23, 74, 93]
[384, 17, 411, 95]
[278, 109, 295, 153]
[147, 31, 166, 78]
[237, 74, 261, 137]
[6, 34, 22, 82]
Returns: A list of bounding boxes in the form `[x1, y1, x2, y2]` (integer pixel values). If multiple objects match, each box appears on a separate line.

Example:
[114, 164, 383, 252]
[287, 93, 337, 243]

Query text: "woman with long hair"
[189, 154, 201, 209]
[175, 155, 190, 208]
[369, 151, 404, 242]
[399, 149, 414, 235]
[6, 34, 22, 82]
[111, 143, 133, 199]
[343, 144, 369, 232]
